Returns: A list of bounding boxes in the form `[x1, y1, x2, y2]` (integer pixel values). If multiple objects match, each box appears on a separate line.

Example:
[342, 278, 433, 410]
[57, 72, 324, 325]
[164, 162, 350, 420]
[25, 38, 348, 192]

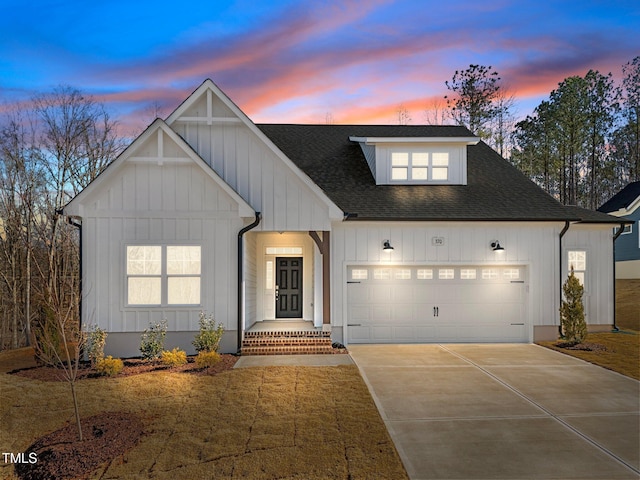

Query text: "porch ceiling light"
[491, 240, 505, 252]
[383, 240, 394, 251]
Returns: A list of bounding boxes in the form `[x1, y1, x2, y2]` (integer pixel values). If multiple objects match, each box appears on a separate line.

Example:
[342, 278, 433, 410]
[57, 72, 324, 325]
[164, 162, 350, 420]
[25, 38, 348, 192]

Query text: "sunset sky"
[1, 0, 638, 131]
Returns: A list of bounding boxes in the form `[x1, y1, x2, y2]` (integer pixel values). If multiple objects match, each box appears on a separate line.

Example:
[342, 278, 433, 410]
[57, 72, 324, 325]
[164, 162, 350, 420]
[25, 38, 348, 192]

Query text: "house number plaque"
[432, 236, 445, 246]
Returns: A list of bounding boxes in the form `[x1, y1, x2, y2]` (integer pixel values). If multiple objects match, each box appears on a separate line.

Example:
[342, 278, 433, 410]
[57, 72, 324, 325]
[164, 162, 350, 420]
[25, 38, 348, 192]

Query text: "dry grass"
[0, 348, 407, 480]
[616, 279, 640, 331]
[538, 331, 640, 380]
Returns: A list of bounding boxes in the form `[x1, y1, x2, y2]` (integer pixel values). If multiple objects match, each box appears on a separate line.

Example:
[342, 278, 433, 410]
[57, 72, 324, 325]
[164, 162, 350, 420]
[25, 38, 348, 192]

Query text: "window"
[266, 260, 274, 289]
[431, 153, 449, 180]
[373, 268, 391, 280]
[126, 245, 201, 306]
[482, 268, 498, 279]
[395, 269, 411, 280]
[503, 268, 520, 280]
[266, 247, 303, 255]
[568, 250, 586, 285]
[391, 152, 449, 182]
[391, 153, 409, 180]
[351, 269, 368, 280]
[416, 269, 433, 279]
[438, 268, 454, 279]
[460, 269, 476, 279]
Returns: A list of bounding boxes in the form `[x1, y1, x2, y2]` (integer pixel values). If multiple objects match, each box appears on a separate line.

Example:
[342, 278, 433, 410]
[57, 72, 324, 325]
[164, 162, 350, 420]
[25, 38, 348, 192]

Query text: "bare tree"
[396, 104, 411, 125]
[0, 86, 123, 350]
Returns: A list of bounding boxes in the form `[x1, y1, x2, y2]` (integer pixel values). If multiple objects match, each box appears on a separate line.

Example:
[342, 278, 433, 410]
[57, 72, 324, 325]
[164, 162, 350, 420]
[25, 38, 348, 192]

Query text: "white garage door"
[347, 265, 528, 343]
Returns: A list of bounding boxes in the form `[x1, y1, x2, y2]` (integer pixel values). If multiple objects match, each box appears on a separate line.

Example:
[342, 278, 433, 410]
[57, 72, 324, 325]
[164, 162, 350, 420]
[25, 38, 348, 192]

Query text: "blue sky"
[1, 0, 638, 131]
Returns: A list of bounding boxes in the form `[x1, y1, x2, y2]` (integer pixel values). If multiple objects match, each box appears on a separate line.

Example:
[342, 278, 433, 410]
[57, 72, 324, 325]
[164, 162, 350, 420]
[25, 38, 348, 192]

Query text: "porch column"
[309, 231, 331, 326]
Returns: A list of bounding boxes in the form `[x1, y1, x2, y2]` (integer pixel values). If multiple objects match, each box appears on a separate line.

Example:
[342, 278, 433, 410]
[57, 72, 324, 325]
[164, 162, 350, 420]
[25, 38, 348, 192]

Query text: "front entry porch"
[242, 320, 333, 355]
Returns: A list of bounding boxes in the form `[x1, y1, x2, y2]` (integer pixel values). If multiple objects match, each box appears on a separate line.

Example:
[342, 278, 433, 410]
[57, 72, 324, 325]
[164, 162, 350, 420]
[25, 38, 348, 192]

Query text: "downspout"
[58, 209, 83, 332]
[558, 221, 571, 337]
[237, 212, 261, 353]
[611, 222, 627, 332]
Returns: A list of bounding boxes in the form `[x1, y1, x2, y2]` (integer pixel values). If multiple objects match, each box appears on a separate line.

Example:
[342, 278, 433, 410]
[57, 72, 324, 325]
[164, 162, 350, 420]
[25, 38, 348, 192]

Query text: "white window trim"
[125, 244, 202, 307]
[567, 249, 587, 289]
[389, 150, 450, 184]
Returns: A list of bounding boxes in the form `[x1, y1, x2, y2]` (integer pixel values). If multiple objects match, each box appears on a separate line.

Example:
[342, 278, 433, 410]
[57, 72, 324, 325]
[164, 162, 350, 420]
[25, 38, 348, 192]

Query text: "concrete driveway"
[349, 344, 640, 480]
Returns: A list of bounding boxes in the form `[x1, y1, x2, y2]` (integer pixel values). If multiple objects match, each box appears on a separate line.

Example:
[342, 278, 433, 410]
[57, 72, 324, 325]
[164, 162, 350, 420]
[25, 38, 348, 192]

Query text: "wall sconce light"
[383, 240, 394, 251]
[491, 241, 505, 252]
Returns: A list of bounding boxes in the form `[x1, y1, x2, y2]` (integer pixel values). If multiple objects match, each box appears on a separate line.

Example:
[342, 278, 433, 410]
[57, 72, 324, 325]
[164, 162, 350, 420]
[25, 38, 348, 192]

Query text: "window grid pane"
[167, 277, 201, 305]
[373, 268, 391, 280]
[392, 167, 408, 180]
[351, 269, 368, 280]
[395, 269, 411, 280]
[439, 269, 454, 279]
[128, 277, 161, 305]
[460, 269, 476, 279]
[167, 246, 201, 274]
[417, 269, 433, 279]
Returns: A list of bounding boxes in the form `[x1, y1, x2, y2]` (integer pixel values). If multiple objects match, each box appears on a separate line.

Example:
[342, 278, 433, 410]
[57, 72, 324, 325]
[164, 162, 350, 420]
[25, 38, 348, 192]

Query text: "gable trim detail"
[63, 118, 255, 218]
[166, 80, 343, 220]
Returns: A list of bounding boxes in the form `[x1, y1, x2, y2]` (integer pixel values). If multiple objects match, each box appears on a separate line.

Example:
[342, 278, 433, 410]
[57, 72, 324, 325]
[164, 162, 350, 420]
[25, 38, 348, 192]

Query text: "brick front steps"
[241, 330, 334, 355]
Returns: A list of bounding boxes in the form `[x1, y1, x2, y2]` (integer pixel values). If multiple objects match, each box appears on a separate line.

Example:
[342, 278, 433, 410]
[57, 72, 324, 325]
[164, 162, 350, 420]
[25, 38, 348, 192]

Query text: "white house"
[63, 80, 626, 357]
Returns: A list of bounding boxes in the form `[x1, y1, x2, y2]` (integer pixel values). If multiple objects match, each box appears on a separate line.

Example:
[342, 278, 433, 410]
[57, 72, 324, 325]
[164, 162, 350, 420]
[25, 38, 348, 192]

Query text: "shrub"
[195, 350, 221, 368]
[86, 325, 108, 367]
[96, 356, 124, 377]
[161, 348, 187, 367]
[140, 320, 167, 360]
[560, 268, 587, 344]
[192, 312, 224, 353]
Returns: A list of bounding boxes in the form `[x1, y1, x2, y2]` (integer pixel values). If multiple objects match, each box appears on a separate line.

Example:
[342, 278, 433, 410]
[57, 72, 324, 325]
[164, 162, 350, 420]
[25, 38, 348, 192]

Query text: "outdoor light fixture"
[491, 241, 505, 251]
[383, 240, 394, 251]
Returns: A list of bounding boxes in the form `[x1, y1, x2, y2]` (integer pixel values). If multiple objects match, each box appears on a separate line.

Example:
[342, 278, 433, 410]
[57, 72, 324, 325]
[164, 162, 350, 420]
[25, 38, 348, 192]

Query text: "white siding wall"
[170, 94, 333, 231]
[80, 162, 244, 335]
[563, 225, 615, 325]
[244, 231, 258, 330]
[331, 222, 567, 336]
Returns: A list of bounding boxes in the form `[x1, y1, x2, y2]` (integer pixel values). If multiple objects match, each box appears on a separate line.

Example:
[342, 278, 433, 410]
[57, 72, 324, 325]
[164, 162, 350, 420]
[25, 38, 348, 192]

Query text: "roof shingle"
[258, 124, 585, 222]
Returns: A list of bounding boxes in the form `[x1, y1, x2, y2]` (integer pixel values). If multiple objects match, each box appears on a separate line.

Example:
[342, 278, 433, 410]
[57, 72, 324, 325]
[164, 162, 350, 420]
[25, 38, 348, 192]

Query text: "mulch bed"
[14, 411, 144, 480]
[10, 354, 238, 382]
[555, 341, 608, 352]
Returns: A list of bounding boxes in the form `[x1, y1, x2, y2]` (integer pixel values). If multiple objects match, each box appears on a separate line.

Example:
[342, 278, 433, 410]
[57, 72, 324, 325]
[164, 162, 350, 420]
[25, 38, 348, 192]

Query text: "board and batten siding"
[330, 221, 569, 343]
[170, 93, 335, 232]
[78, 161, 245, 336]
[563, 225, 615, 326]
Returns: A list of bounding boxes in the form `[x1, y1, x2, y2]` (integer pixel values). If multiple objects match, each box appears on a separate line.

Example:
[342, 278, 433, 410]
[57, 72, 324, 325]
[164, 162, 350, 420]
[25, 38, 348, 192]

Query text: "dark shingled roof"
[598, 181, 640, 213]
[257, 124, 582, 222]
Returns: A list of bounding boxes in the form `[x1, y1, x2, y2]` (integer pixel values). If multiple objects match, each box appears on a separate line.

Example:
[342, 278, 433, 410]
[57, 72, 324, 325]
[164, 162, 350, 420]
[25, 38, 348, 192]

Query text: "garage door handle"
[433, 306, 439, 317]
[347, 281, 361, 284]
[347, 324, 362, 327]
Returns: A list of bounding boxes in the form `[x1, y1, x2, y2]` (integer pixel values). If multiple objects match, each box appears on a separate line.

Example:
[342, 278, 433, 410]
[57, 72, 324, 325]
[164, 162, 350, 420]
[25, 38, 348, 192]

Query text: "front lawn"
[0, 348, 408, 480]
[537, 330, 640, 380]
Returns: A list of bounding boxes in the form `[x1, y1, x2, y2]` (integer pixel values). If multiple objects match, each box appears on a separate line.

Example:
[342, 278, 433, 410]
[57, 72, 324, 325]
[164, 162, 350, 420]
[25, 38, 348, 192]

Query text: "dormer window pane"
[412, 153, 429, 166]
[432, 153, 449, 180]
[412, 168, 428, 180]
[392, 153, 409, 180]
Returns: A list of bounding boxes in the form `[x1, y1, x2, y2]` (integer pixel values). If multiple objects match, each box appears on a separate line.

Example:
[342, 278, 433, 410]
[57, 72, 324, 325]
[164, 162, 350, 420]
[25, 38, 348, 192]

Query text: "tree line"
[0, 87, 124, 349]
[444, 57, 640, 209]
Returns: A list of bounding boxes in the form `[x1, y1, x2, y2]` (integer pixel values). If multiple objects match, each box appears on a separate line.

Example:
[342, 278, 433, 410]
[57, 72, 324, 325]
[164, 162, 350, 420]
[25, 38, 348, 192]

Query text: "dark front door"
[276, 257, 303, 318]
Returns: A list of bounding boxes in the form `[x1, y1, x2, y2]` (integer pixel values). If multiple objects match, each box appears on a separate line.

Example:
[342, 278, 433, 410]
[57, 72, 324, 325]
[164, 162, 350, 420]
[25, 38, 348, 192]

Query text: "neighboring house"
[598, 181, 640, 279]
[63, 80, 625, 356]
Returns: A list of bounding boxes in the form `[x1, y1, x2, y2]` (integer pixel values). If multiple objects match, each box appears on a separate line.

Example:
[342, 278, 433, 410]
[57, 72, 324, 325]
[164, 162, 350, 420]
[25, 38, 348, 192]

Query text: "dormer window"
[349, 135, 478, 186]
[391, 151, 449, 182]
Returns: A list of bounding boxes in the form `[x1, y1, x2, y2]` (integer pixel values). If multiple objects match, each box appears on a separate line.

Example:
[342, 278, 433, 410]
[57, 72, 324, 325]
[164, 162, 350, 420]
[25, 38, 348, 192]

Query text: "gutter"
[558, 221, 571, 337]
[237, 212, 261, 353]
[611, 222, 627, 332]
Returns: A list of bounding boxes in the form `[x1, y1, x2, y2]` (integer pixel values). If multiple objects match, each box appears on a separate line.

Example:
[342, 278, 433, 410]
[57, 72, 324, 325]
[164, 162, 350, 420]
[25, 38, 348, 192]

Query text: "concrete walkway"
[349, 344, 640, 480]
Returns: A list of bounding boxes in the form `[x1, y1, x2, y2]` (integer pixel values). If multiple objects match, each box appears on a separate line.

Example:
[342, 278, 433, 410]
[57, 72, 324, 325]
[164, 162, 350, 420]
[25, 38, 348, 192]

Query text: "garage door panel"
[347, 265, 528, 344]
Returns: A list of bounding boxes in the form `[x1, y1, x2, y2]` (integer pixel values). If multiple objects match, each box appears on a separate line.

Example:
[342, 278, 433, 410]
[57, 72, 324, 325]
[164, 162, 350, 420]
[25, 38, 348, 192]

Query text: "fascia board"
[349, 136, 480, 145]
